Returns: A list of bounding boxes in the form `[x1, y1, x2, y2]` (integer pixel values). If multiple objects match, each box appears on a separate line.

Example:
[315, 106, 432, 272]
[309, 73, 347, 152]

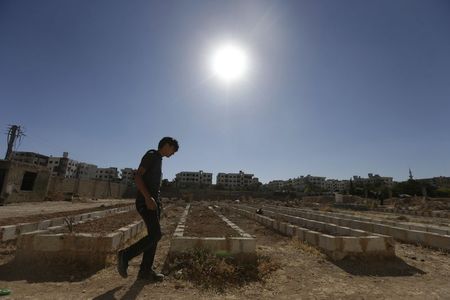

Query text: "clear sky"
[1, 0, 449, 183]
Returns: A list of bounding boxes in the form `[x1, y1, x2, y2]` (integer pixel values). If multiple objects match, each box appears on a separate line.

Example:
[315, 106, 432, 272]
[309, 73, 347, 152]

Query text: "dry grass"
[290, 238, 324, 257]
[396, 215, 410, 222]
[319, 205, 334, 212]
[165, 249, 279, 292]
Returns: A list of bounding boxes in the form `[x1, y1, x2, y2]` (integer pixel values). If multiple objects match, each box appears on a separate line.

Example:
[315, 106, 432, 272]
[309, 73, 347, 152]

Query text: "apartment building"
[216, 171, 260, 190]
[175, 170, 213, 187]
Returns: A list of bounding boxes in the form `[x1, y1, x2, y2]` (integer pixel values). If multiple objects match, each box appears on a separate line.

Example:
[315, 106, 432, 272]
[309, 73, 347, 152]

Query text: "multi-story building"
[47, 152, 78, 178]
[175, 170, 213, 187]
[121, 168, 136, 185]
[324, 179, 339, 192]
[95, 167, 119, 180]
[337, 180, 350, 192]
[286, 177, 306, 191]
[303, 175, 326, 189]
[266, 180, 285, 191]
[266, 175, 330, 192]
[11, 151, 49, 167]
[417, 176, 450, 189]
[352, 173, 393, 187]
[216, 171, 260, 190]
[323, 179, 350, 192]
[77, 163, 98, 179]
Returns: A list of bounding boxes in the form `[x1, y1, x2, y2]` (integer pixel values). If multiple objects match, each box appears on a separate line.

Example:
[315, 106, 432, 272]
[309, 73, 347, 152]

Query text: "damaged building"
[0, 159, 51, 205]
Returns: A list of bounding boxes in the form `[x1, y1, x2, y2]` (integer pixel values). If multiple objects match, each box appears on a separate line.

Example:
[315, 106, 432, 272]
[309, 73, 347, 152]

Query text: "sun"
[210, 42, 249, 83]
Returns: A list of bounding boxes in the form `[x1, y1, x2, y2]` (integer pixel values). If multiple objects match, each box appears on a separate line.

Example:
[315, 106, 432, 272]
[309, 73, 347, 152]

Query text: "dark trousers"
[123, 202, 162, 271]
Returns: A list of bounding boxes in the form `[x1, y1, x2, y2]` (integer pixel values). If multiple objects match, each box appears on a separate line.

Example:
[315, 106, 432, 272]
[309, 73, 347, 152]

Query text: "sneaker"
[117, 250, 128, 278]
[137, 269, 164, 282]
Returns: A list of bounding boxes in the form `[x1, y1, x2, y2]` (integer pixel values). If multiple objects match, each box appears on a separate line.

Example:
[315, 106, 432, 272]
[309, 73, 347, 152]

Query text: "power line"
[4, 124, 25, 160]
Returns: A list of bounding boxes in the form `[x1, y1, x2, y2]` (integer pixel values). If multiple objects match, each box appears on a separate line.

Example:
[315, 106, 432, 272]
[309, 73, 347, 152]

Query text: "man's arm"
[135, 166, 157, 210]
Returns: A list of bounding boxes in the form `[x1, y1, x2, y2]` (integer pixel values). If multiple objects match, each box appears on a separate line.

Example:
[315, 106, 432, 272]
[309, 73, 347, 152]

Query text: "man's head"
[158, 137, 179, 157]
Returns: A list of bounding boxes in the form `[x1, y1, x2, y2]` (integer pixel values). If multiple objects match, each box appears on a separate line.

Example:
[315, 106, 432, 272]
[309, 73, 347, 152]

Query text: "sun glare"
[210, 43, 249, 83]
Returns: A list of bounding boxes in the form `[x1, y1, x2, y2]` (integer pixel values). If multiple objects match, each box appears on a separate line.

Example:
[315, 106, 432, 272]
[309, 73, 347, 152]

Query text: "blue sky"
[1, 0, 449, 183]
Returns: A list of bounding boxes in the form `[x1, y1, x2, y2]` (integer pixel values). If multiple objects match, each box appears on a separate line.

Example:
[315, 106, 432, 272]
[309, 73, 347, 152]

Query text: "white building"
[303, 175, 326, 189]
[47, 152, 78, 178]
[175, 170, 212, 187]
[285, 177, 306, 191]
[121, 168, 136, 184]
[352, 174, 393, 187]
[324, 179, 339, 192]
[337, 180, 350, 192]
[77, 163, 98, 179]
[266, 180, 285, 191]
[217, 171, 260, 190]
[95, 167, 119, 180]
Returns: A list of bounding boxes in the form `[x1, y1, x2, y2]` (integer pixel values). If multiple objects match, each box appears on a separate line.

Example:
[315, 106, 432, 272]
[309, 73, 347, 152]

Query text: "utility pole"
[4, 125, 25, 160]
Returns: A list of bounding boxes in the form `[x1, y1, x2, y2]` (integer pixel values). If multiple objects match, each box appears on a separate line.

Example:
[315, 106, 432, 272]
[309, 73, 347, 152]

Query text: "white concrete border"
[262, 205, 450, 251]
[230, 206, 395, 260]
[375, 207, 449, 219]
[169, 204, 255, 255]
[15, 217, 145, 265]
[0, 204, 134, 242]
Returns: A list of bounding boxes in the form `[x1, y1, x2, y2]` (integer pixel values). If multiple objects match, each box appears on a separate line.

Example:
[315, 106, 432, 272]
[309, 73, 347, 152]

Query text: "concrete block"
[341, 237, 362, 253]
[372, 223, 390, 235]
[1, 225, 17, 241]
[427, 227, 448, 236]
[130, 223, 138, 237]
[70, 234, 97, 251]
[286, 224, 295, 236]
[71, 215, 82, 222]
[119, 227, 131, 241]
[17, 222, 39, 235]
[336, 226, 352, 236]
[228, 238, 256, 254]
[51, 218, 65, 226]
[361, 236, 387, 252]
[38, 220, 52, 230]
[405, 230, 426, 244]
[305, 231, 319, 246]
[33, 234, 65, 252]
[358, 221, 374, 233]
[387, 227, 408, 241]
[80, 213, 90, 221]
[319, 235, 337, 251]
[107, 232, 123, 250]
[425, 233, 450, 250]
[296, 228, 305, 241]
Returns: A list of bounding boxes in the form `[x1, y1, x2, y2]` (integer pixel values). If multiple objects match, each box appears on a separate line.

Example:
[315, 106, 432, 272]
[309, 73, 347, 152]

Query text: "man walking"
[117, 137, 179, 281]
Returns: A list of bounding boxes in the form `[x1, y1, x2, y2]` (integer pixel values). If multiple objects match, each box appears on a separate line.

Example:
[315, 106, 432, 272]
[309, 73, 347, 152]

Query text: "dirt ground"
[0, 202, 133, 226]
[58, 210, 141, 234]
[0, 201, 449, 299]
[184, 205, 240, 237]
[0, 199, 134, 222]
[333, 208, 450, 228]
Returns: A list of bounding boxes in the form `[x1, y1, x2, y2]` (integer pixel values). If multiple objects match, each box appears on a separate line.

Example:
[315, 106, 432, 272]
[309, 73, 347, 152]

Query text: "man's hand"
[145, 196, 157, 210]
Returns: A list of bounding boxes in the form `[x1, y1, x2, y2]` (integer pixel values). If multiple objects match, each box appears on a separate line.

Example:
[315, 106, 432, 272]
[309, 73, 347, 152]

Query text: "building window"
[20, 172, 37, 191]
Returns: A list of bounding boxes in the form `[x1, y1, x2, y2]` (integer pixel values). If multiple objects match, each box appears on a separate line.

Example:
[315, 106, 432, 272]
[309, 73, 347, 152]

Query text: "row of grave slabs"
[8, 199, 439, 275]
[4, 202, 257, 275]
[169, 204, 256, 257]
[2, 204, 146, 271]
[261, 204, 450, 251]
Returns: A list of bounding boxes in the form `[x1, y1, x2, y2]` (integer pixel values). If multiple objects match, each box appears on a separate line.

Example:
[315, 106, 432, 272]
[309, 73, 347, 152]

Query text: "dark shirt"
[136, 149, 162, 205]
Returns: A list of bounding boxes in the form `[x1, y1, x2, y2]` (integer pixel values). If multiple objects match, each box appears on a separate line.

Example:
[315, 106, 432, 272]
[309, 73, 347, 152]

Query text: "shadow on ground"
[91, 280, 147, 300]
[91, 286, 124, 300]
[331, 256, 426, 276]
[0, 258, 103, 283]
